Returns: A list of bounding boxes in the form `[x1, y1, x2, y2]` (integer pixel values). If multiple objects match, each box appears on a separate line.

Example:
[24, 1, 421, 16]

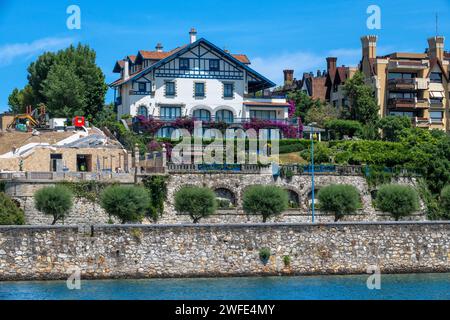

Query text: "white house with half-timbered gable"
[110, 29, 290, 137]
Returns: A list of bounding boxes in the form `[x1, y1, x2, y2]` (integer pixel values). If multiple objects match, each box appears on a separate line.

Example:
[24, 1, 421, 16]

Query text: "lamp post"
[308, 122, 317, 223]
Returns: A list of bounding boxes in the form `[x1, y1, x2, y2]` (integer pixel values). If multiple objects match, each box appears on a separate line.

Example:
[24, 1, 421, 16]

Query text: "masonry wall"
[0, 222, 448, 281]
[5, 174, 426, 226]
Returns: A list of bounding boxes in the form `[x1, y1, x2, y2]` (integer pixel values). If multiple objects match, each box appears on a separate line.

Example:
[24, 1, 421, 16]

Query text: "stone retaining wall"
[4, 174, 425, 226]
[0, 222, 448, 281]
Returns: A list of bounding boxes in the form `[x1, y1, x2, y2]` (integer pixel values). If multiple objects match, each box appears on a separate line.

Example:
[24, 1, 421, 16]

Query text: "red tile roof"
[232, 54, 251, 64]
[243, 101, 290, 107]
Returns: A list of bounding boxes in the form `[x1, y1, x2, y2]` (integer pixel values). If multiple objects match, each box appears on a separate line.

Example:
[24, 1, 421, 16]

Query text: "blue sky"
[1, 0, 449, 112]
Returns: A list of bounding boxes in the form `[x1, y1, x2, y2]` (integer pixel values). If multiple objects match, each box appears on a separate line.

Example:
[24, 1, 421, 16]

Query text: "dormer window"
[138, 82, 146, 92]
[179, 58, 190, 70]
[209, 59, 220, 71]
[430, 72, 442, 83]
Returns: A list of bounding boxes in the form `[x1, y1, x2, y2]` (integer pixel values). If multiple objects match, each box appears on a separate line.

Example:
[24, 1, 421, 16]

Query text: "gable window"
[223, 83, 234, 98]
[179, 58, 190, 70]
[209, 59, 220, 71]
[430, 72, 443, 83]
[138, 82, 146, 92]
[165, 81, 176, 96]
[194, 83, 205, 98]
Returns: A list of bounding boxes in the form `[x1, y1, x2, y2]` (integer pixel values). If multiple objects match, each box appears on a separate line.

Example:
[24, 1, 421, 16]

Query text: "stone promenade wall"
[4, 174, 425, 226]
[0, 222, 448, 281]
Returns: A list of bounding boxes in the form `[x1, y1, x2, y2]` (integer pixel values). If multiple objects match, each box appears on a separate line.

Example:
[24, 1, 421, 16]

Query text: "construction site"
[0, 107, 131, 174]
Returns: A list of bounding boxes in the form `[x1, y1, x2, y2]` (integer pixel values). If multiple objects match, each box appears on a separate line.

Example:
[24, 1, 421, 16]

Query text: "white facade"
[111, 31, 289, 135]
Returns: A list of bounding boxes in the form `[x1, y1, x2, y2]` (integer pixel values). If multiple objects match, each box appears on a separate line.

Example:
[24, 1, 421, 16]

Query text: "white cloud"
[0, 37, 74, 67]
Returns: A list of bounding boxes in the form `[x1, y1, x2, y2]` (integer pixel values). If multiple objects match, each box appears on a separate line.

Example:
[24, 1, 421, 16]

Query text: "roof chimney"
[428, 36, 445, 60]
[155, 43, 163, 52]
[283, 70, 294, 86]
[123, 59, 129, 80]
[361, 35, 378, 60]
[189, 28, 197, 44]
[326, 57, 337, 75]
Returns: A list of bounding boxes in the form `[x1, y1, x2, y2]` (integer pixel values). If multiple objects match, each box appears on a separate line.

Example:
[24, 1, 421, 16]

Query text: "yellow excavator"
[8, 105, 47, 132]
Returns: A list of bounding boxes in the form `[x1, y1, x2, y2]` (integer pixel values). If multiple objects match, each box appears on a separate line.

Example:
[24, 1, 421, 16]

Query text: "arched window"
[215, 109, 234, 123]
[214, 188, 236, 209]
[286, 190, 300, 208]
[138, 105, 148, 118]
[157, 126, 180, 139]
[193, 109, 211, 121]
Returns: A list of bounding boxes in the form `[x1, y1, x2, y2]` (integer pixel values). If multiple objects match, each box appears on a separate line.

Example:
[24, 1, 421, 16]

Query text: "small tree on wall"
[174, 186, 217, 223]
[242, 186, 288, 223]
[34, 186, 73, 225]
[100, 185, 152, 224]
[375, 184, 419, 221]
[318, 184, 361, 222]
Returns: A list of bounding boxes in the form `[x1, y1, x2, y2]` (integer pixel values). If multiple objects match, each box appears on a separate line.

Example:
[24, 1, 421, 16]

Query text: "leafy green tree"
[287, 90, 323, 122]
[378, 116, 412, 142]
[343, 71, 379, 124]
[34, 186, 73, 225]
[93, 103, 117, 128]
[42, 64, 86, 117]
[305, 103, 339, 128]
[439, 185, 450, 218]
[318, 184, 361, 221]
[8, 43, 107, 120]
[242, 186, 288, 223]
[375, 184, 419, 221]
[0, 193, 25, 225]
[100, 186, 152, 224]
[300, 142, 331, 164]
[174, 186, 217, 223]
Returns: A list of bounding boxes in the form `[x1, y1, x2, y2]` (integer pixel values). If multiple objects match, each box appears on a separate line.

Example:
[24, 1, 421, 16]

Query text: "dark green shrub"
[174, 186, 217, 223]
[325, 119, 363, 139]
[217, 199, 232, 209]
[243, 186, 288, 223]
[34, 186, 73, 225]
[375, 184, 419, 221]
[259, 247, 271, 263]
[300, 143, 331, 164]
[439, 185, 450, 218]
[100, 185, 152, 224]
[0, 181, 5, 193]
[142, 176, 168, 221]
[0, 193, 25, 225]
[318, 184, 361, 222]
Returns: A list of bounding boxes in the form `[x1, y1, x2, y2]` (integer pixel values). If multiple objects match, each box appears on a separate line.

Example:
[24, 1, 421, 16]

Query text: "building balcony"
[387, 98, 429, 109]
[139, 116, 293, 126]
[413, 117, 430, 128]
[388, 60, 429, 70]
[387, 78, 429, 91]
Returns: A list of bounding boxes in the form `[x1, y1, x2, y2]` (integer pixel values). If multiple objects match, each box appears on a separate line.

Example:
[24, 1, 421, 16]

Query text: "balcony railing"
[137, 116, 294, 126]
[387, 78, 429, 90]
[388, 98, 429, 109]
[388, 60, 429, 70]
[413, 117, 430, 128]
